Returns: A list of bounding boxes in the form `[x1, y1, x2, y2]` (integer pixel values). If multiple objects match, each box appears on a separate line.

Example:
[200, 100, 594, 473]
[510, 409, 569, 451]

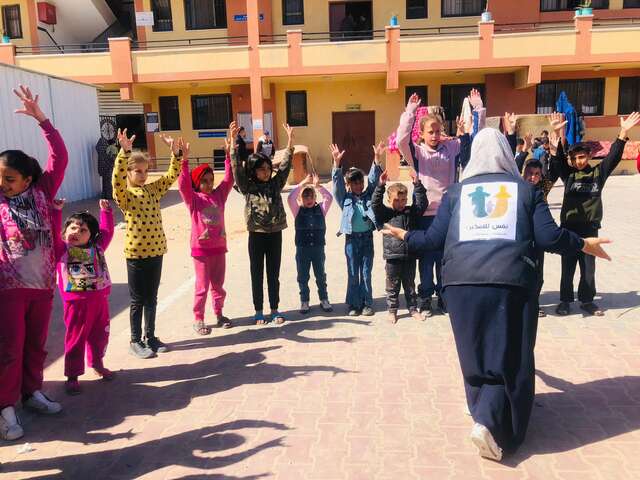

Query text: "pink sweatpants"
[193, 254, 226, 320]
[63, 295, 110, 378]
[0, 289, 53, 407]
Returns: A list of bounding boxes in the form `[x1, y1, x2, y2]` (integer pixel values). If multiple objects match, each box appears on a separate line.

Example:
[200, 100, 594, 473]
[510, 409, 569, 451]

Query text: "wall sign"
[135, 11, 154, 26]
[252, 118, 263, 131]
[146, 112, 159, 133]
[233, 14, 264, 22]
[198, 131, 227, 138]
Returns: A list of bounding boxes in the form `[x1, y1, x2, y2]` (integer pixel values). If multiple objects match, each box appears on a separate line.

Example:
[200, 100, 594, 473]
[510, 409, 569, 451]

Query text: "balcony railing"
[15, 43, 110, 55]
[132, 36, 248, 50]
[494, 22, 576, 33]
[302, 29, 387, 42]
[399, 25, 479, 37]
[259, 33, 288, 44]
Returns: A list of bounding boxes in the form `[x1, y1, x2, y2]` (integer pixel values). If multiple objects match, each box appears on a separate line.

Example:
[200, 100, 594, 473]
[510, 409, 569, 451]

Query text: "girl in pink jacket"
[177, 133, 234, 335]
[0, 86, 69, 441]
[51, 199, 114, 395]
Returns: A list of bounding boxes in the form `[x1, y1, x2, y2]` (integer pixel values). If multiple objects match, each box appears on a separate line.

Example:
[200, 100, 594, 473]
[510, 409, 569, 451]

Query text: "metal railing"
[301, 29, 387, 42]
[592, 16, 640, 28]
[132, 36, 248, 50]
[15, 43, 110, 55]
[150, 156, 224, 172]
[399, 25, 479, 37]
[494, 22, 577, 33]
[259, 33, 289, 44]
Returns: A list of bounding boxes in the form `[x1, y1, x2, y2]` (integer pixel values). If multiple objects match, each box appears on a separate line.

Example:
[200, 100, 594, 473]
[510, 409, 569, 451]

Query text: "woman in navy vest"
[383, 128, 612, 461]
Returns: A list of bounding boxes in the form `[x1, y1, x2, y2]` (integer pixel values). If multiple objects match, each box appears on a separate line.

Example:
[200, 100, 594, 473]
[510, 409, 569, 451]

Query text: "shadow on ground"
[0, 419, 285, 479]
[505, 370, 640, 467]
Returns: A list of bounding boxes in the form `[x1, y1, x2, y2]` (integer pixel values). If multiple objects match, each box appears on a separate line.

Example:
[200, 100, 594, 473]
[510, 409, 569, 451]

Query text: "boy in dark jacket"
[548, 111, 640, 316]
[372, 170, 428, 324]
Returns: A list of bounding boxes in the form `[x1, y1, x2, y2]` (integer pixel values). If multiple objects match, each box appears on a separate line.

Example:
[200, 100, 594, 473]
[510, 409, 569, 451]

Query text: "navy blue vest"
[295, 205, 326, 247]
[442, 173, 537, 290]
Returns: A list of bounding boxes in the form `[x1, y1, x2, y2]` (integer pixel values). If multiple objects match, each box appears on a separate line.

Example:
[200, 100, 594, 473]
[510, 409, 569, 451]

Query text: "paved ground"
[1, 175, 639, 480]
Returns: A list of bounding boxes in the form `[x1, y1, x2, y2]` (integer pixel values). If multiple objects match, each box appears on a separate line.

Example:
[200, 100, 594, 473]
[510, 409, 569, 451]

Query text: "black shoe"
[555, 302, 571, 316]
[361, 306, 375, 316]
[437, 296, 447, 314]
[348, 307, 360, 316]
[130, 341, 155, 359]
[146, 336, 169, 353]
[421, 299, 434, 319]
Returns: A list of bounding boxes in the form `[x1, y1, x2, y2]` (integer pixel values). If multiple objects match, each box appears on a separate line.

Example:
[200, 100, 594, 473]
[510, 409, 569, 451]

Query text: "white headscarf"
[460, 128, 520, 181]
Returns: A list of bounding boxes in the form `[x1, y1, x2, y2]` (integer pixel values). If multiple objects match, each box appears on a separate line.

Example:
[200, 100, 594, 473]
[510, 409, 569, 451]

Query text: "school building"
[2, 0, 640, 174]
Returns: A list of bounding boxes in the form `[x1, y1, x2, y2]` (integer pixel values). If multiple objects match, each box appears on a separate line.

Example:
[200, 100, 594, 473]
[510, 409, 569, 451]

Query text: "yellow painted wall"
[399, 36, 480, 62]
[604, 77, 619, 116]
[15, 52, 112, 77]
[609, 0, 625, 9]
[0, 0, 33, 47]
[132, 45, 249, 75]
[592, 29, 640, 55]
[258, 44, 288, 68]
[271, 0, 481, 36]
[147, 84, 234, 159]
[139, 0, 229, 42]
[494, 31, 576, 58]
[301, 40, 386, 66]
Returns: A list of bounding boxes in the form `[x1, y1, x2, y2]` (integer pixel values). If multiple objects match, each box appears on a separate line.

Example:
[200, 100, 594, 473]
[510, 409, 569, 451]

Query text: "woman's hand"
[14, 85, 46, 123]
[117, 128, 136, 152]
[582, 237, 612, 261]
[381, 223, 408, 241]
[468, 88, 483, 110]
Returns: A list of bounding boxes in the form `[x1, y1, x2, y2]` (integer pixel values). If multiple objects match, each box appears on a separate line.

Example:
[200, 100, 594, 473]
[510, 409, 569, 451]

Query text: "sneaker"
[129, 340, 155, 359]
[320, 299, 333, 312]
[387, 311, 398, 324]
[555, 302, 571, 316]
[0, 406, 23, 441]
[146, 336, 169, 353]
[23, 391, 62, 415]
[93, 367, 115, 381]
[300, 301, 310, 314]
[421, 304, 434, 319]
[470, 423, 503, 461]
[361, 306, 375, 316]
[65, 378, 81, 396]
[538, 308, 547, 318]
[580, 302, 604, 317]
[348, 308, 360, 317]
[437, 296, 447, 314]
[410, 309, 424, 322]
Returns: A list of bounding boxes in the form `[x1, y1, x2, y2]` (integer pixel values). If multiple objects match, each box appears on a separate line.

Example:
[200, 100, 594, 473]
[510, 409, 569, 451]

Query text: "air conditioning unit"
[37, 2, 57, 25]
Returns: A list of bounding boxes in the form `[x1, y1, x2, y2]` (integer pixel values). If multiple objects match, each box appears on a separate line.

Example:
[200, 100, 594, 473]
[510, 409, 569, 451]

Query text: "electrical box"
[37, 2, 57, 25]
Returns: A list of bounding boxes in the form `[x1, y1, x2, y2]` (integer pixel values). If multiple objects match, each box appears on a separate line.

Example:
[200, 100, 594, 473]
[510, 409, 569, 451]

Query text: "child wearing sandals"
[51, 199, 115, 395]
[178, 128, 234, 335]
[231, 123, 295, 325]
[1, 85, 68, 441]
[287, 172, 334, 314]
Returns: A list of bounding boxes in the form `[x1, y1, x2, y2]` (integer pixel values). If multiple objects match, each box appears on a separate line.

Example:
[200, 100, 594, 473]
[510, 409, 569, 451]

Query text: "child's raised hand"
[160, 134, 181, 155]
[301, 173, 313, 185]
[329, 144, 345, 167]
[549, 131, 560, 156]
[52, 198, 65, 210]
[179, 138, 190, 158]
[619, 112, 640, 136]
[379, 170, 388, 186]
[228, 121, 239, 142]
[283, 123, 294, 149]
[455, 116, 466, 136]
[312, 173, 320, 187]
[372, 141, 386, 164]
[117, 128, 136, 152]
[468, 88, 483, 110]
[502, 112, 517, 135]
[524, 132, 533, 151]
[99, 199, 111, 211]
[13, 85, 46, 123]
[406, 93, 421, 111]
[546, 112, 568, 135]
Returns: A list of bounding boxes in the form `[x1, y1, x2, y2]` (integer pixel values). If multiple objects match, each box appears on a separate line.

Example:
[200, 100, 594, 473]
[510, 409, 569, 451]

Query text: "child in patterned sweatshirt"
[112, 129, 181, 358]
[51, 199, 114, 395]
[178, 125, 234, 336]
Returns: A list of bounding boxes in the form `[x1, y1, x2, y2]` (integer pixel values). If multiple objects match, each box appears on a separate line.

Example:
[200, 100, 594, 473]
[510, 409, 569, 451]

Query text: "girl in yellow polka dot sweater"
[111, 129, 181, 359]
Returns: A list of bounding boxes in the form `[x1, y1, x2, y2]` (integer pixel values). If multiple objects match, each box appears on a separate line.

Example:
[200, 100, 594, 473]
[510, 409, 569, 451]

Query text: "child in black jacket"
[372, 170, 428, 324]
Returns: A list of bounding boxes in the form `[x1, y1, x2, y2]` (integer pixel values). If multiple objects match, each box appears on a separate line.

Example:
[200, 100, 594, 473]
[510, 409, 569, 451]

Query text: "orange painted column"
[133, 0, 147, 45]
[574, 14, 593, 59]
[0, 43, 16, 65]
[385, 26, 400, 92]
[109, 38, 134, 100]
[478, 21, 494, 62]
[247, 0, 264, 142]
[287, 30, 302, 72]
[26, 0, 39, 48]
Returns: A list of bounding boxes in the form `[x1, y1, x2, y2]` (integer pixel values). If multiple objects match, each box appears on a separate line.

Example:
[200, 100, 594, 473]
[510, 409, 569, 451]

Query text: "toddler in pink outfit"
[178, 133, 234, 335]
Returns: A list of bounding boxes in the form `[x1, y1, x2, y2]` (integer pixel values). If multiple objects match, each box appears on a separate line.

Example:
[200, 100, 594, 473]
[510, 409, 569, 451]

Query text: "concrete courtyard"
[1, 174, 639, 480]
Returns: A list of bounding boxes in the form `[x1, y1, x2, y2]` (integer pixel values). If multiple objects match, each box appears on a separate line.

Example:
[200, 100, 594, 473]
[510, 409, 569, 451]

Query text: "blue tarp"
[556, 91, 582, 146]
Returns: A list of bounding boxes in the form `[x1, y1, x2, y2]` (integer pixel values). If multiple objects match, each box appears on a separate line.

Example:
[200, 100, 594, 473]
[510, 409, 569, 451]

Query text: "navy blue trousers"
[295, 245, 328, 302]
[417, 216, 442, 307]
[443, 284, 538, 453]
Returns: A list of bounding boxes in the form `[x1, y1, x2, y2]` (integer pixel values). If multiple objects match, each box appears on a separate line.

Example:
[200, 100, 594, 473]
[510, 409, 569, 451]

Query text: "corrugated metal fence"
[0, 64, 101, 202]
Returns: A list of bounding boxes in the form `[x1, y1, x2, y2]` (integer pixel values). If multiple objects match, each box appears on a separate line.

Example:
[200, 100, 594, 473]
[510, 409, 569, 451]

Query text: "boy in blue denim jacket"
[330, 142, 384, 316]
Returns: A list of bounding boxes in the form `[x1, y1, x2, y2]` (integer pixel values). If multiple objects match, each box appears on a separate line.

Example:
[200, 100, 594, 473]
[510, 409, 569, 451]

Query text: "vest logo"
[460, 182, 518, 242]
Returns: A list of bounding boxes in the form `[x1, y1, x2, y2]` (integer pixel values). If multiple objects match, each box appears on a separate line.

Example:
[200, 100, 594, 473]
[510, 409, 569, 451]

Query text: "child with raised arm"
[287, 173, 333, 314]
[51, 199, 114, 394]
[549, 111, 640, 317]
[372, 170, 428, 324]
[178, 126, 234, 335]
[1, 86, 68, 441]
[331, 142, 384, 316]
[231, 124, 295, 325]
[396, 90, 482, 318]
[112, 130, 181, 358]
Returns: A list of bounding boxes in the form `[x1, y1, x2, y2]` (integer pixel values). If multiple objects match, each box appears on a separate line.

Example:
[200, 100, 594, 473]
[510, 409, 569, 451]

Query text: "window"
[623, 0, 640, 7]
[407, 0, 428, 19]
[441, 83, 485, 134]
[184, 0, 227, 30]
[536, 79, 604, 116]
[441, 0, 487, 17]
[191, 94, 232, 129]
[283, 0, 304, 25]
[159, 96, 180, 131]
[151, 0, 173, 31]
[618, 77, 640, 114]
[405, 86, 428, 105]
[286, 91, 308, 127]
[1, 5, 22, 39]
[540, 0, 609, 12]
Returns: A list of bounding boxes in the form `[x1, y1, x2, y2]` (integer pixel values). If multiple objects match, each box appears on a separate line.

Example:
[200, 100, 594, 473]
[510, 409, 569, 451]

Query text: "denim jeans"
[417, 216, 442, 307]
[344, 232, 374, 309]
[295, 245, 328, 302]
